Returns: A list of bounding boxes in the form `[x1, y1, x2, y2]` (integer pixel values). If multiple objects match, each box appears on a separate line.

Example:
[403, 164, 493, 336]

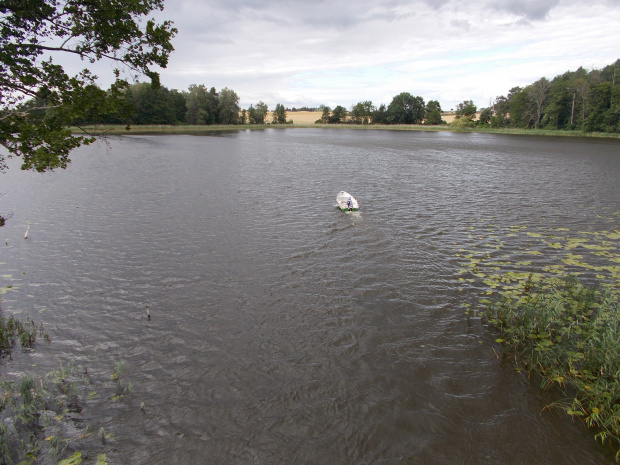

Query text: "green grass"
[483, 274, 620, 459]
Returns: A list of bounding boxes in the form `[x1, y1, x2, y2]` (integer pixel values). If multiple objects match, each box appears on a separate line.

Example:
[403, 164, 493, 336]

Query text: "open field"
[273, 111, 460, 124]
[278, 111, 319, 124]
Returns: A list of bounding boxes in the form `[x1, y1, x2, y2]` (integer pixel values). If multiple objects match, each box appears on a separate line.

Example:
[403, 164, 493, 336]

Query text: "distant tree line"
[63, 58, 620, 133]
[318, 59, 620, 133]
[486, 59, 620, 132]
[315, 96, 445, 126]
[69, 83, 291, 126]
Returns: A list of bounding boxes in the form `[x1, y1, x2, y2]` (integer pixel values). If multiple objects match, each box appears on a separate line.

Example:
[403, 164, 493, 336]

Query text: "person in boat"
[347, 196, 353, 210]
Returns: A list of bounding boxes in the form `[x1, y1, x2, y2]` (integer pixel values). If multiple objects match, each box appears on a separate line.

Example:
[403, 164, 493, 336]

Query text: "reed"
[0, 314, 48, 358]
[483, 274, 620, 459]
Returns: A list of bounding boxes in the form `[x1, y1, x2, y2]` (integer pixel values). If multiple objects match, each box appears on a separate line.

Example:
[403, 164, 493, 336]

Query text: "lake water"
[1, 129, 620, 464]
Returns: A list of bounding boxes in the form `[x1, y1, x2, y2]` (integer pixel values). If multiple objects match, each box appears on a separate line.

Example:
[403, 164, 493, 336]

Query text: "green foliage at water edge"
[482, 275, 620, 459]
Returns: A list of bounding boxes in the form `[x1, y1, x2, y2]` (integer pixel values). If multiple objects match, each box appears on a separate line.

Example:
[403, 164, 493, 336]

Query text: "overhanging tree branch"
[0, 0, 177, 172]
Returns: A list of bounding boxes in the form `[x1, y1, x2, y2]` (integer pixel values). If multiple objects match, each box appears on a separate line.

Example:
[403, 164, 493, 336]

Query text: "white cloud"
[131, 0, 620, 110]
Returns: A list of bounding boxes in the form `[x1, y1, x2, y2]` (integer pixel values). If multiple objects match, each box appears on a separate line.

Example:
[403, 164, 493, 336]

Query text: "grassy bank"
[72, 124, 620, 140]
[482, 274, 620, 459]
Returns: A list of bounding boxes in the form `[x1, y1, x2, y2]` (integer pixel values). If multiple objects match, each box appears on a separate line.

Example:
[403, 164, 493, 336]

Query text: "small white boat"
[336, 191, 359, 212]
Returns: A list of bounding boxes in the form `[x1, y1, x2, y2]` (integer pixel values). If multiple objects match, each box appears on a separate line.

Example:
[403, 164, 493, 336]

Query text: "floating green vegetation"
[481, 275, 620, 460]
[456, 220, 620, 302]
[0, 285, 16, 296]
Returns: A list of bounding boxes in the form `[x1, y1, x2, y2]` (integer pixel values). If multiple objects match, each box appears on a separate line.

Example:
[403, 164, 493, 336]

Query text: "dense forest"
[50, 59, 620, 133]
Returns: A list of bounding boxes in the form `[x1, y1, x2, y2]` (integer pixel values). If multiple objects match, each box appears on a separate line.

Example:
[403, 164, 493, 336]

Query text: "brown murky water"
[1, 129, 619, 464]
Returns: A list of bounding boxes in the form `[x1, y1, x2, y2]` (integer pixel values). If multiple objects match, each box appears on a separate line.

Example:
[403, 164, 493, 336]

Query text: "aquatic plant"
[0, 314, 49, 358]
[0, 314, 126, 464]
[110, 360, 132, 401]
[483, 274, 620, 459]
[0, 374, 46, 463]
[0, 358, 124, 464]
[0, 315, 37, 357]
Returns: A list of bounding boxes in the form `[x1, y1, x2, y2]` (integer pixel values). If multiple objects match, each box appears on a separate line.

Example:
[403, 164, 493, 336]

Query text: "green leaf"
[58, 452, 82, 465]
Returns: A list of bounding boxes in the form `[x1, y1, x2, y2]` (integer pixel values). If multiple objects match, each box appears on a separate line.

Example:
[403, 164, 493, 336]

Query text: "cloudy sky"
[144, 0, 620, 110]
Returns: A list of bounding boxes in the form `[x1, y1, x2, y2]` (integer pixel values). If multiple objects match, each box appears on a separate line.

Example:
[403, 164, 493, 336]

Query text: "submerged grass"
[482, 274, 620, 459]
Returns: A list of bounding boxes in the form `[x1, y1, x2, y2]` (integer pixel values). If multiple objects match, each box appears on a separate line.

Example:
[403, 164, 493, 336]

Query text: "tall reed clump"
[483, 275, 620, 459]
[0, 314, 49, 357]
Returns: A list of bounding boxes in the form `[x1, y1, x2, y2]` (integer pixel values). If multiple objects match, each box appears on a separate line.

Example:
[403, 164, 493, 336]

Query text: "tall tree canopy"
[248, 101, 268, 124]
[217, 87, 241, 125]
[272, 103, 287, 124]
[424, 100, 444, 125]
[387, 92, 425, 124]
[0, 0, 177, 172]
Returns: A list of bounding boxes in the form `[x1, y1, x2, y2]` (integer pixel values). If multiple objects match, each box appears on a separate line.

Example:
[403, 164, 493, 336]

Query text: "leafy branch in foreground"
[483, 275, 620, 460]
[0, 0, 177, 172]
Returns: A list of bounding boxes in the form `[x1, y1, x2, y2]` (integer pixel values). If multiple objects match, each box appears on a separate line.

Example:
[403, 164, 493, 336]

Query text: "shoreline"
[73, 124, 620, 140]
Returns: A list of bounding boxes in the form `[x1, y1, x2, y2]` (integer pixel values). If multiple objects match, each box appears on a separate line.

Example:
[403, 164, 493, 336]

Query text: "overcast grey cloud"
[135, 0, 620, 110]
[489, 0, 562, 20]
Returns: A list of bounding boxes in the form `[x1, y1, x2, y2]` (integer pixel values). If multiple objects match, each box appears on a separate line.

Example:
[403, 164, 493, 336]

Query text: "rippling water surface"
[2, 129, 620, 464]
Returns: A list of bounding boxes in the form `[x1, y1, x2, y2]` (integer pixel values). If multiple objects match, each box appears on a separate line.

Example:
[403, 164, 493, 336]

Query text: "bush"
[449, 115, 475, 129]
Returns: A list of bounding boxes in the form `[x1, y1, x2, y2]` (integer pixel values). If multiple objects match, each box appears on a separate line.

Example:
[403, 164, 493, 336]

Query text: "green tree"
[317, 105, 331, 124]
[490, 96, 509, 128]
[451, 100, 477, 128]
[216, 87, 240, 125]
[185, 84, 209, 125]
[424, 100, 444, 125]
[454, 100, 477, 119]
[387, 92, 425, 124]
[573, 77, 590, 127]
[583, 82, 613, 132]
[527, 77, 550, 128]
[507, 87, 529, 128]
[272, 103, 287, 124]
[248, 101, 268, 124]
[168, 89, 188, 124]
[371, 104, 388, 124]
[610, 85, 620, 132]
[600, 59, 620, 85]
[477, 107, 492, 126]
[124, 82, 175, 125]
[329, 105, 347, 124]
[540, 77, 572, 129]
[350, 101, 373, 124]
[0, 0, 177, 172]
